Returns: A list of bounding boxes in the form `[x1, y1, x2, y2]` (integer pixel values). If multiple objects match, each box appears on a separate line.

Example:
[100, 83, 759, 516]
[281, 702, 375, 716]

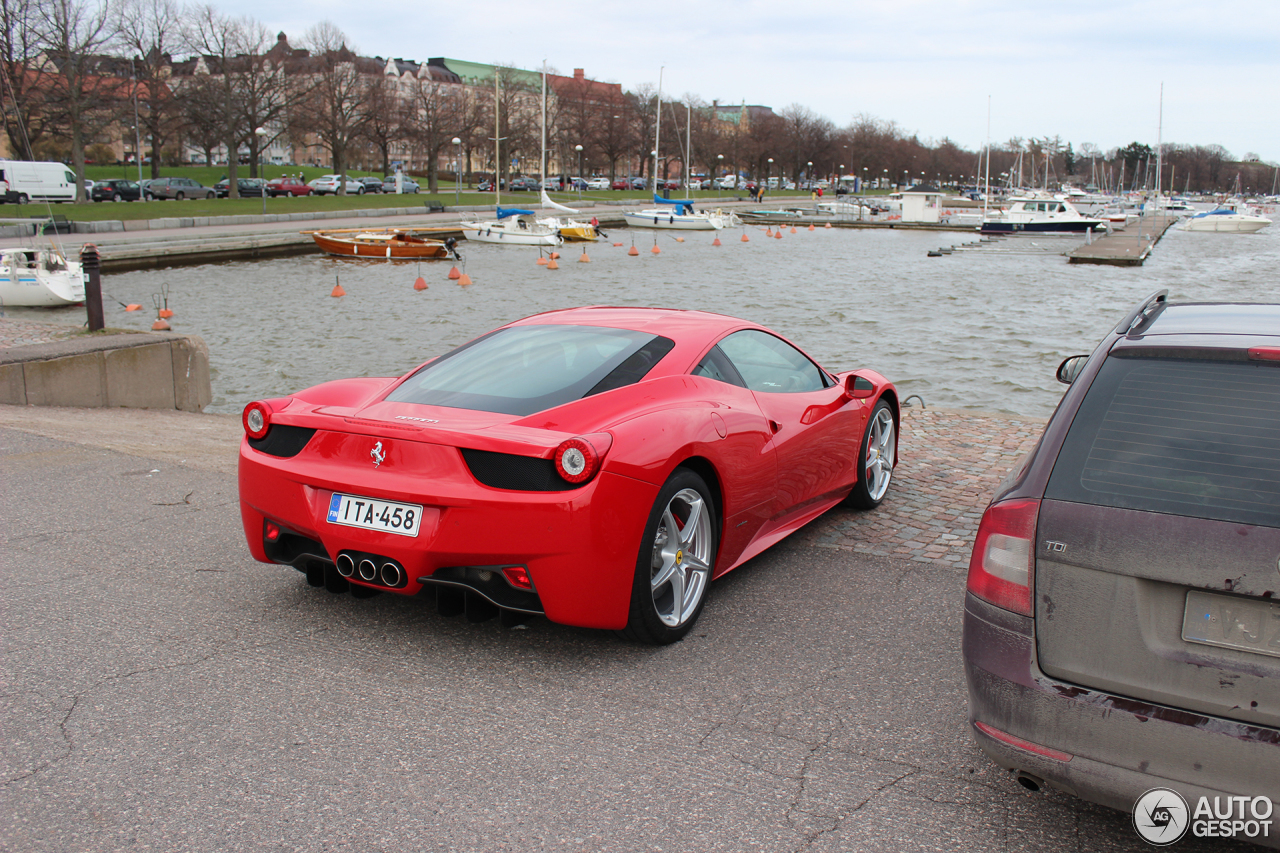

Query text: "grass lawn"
[3, 162, 842, 221]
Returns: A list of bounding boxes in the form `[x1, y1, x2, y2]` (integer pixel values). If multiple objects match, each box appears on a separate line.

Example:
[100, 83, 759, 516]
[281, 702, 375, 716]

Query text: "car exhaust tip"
[358, 559, 377, 582]
[1015, 771, 1043, 793]
[379, 561, 402, 587]
[336, 553, 356, 578]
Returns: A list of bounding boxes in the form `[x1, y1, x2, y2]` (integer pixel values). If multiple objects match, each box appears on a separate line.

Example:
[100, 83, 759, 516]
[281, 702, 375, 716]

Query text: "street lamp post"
[717, 154, 723, 199]
[254, 126, 267, 216]
[767, 157, 773, 196]
[452, 137, 461, 205]
[575, 144, 583, 199]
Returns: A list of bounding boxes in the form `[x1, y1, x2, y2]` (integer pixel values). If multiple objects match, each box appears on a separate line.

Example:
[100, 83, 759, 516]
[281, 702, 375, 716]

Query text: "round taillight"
[554, 437, 600, 484]
[242, 401, 271, 440]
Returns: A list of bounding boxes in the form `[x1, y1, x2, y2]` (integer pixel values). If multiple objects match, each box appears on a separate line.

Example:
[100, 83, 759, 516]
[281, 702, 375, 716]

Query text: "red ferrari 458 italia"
[239, 307, 898, 643]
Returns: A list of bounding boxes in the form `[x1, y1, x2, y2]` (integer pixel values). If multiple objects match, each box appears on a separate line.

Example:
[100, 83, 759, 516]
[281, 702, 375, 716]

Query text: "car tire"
[17, 193, 29, 204]
[112, 192, 121, 202]
[205, 192, 214, 199]
[356, 186, 364, 195]
[175, 191, 184, 200]
[843, 399, 896, 509]
[620, 468, 718, 645]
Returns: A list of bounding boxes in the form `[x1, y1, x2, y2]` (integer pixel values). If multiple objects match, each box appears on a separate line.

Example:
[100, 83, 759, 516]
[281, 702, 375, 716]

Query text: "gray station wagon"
[145, 177, 214, 200]
[963, 290, 1279, 846]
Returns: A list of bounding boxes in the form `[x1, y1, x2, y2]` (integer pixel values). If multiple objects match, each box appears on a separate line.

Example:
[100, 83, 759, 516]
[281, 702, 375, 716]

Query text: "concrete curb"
[0, 331, 211, 412]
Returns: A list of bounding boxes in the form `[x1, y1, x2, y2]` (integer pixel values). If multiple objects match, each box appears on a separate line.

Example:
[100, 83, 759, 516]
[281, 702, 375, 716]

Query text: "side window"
[717, 330, 828, 393]
[692, 345, 745, 387]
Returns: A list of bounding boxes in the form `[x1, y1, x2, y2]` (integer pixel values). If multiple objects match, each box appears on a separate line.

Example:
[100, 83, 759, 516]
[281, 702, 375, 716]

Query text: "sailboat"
[0, 246, 84, 307]
[623, 70, 740, 232]
[460, 69, 563, 248]
[534, 64, 598, 242]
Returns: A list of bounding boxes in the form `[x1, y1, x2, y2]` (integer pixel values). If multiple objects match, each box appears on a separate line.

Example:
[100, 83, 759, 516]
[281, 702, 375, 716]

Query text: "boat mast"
[1155, 82, 1164, 203]
[653, 66, 663, 193]
[494, 71, 501, 207]
[541, 61, 547, 186]
[982, 95, 990, 220]
[685, 102, 691, 200]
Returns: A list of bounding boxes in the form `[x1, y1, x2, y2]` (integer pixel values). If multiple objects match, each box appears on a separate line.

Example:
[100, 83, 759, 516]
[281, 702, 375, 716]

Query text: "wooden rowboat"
[303, 229, 458, 259]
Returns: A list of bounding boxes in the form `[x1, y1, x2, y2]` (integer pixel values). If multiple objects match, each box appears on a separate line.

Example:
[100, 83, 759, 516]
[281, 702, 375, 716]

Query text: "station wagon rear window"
[1045, 354, 1280, 528]
[387, 325, 674, 416]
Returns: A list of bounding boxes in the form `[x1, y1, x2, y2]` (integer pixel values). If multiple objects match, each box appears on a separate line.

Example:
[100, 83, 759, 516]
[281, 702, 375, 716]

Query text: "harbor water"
[10, 221, 1278, 416]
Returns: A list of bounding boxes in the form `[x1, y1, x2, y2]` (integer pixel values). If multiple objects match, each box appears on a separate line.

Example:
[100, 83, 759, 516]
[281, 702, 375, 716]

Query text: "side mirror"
[844, 373, 877, 399]
[1056, 355, 1089, 385]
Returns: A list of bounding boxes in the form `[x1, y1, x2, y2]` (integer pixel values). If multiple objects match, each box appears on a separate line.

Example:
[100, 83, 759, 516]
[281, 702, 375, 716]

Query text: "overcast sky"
[213, 0, 1279, 163]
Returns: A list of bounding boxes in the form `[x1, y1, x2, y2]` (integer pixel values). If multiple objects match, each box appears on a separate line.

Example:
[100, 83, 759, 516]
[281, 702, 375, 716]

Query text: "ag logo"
[1133, 787, 1190, 845]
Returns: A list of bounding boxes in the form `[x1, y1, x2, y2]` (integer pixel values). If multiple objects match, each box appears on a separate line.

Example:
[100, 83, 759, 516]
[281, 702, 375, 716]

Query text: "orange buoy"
[447, 266, 461, 280]
[712, 237, 722, 246]
[628, 245, 639, 256]
[124, 303, 142, 312]
[413, 276, 428, 291]
[741, 232, 750, 242]
[547, 257, 559, 269]
[824, 222, 832, 229]
[651, 243, 661, 255]
[550, 251, 560, 260]
[151, 318, 170, 331]
[790, 226, 797, 234]
[457, 272, 472, 286]
[331, 284, 345, 297]
[578, 250, 590, 263]
[674, 236, 685, 243]
[612, 242, 623, 247]
[765, 227, 773, 237]
[536, 256, 548, 265]
[774, 229, 782, 240]
[808, 224, 815, 231]
[158, 308, 174, 318]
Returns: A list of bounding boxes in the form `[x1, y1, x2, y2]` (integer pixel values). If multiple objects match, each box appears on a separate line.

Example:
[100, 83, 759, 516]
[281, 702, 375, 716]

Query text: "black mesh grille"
[460, 448, 575, 491]
[248, 425, 316, 458]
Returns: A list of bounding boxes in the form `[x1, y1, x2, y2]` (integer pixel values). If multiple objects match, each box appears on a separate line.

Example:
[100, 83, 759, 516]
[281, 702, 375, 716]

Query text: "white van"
[716, 175, 738, 189]
[0, 160, 79, 204]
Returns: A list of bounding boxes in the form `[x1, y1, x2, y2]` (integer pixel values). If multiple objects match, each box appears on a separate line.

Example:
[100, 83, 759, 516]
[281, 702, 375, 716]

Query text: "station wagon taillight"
[967, 498, 1039, 617]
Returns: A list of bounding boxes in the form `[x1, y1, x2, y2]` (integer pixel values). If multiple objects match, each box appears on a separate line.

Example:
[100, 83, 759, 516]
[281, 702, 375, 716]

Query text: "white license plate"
[1182, 590, 1280, 660]
[327, 492, 423, 537]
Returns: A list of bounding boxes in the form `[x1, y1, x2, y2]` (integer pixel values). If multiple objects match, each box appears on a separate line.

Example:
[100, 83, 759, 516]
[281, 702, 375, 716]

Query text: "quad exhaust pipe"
[379, 561, 402, 587]
[336, 553, 356, 577]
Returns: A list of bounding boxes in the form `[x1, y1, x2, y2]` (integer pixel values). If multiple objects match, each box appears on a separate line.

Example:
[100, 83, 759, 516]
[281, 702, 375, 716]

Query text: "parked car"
[90, 178, 142, 202]
[716, 176, 738, 189]
[238, 307, 898, 644]
[308, 174, 365, 195]
[265, 177, 314, 197]
[213, 177, 267, 198]
[381, 175, 420, 193]
[963, 290, 1280, 830]
[587, 177, 610, 191]
[146, 177, 214, 200]
[477, 179, 504, 192]
[611, 179, 630, 190]
[536, 176, 561, 191]
[356, 177, 384, 194]
[630, 177, 646, 190]
[509, 176, 539, 191]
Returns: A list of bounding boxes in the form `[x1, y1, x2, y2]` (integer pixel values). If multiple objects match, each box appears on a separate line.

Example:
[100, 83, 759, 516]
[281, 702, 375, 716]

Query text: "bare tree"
[404, 73, 465, 192]
[115, 0, 178, 176]
[230, 20, 298, 179]
[358, 71, 399, 175]
[297, 21, 368, 194]
[40, 0, 118, 201]
[1, 0, 54, 159]
[182, 4, 250, 196]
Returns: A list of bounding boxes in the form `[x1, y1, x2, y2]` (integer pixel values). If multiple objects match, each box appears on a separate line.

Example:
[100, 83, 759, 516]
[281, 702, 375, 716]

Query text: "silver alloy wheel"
[649, 487, 713, 628]
[864, 407, 896, 502]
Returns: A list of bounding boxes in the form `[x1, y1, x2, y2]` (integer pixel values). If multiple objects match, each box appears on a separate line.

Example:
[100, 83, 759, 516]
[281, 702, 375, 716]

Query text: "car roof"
[508, 306, 759, 338]
[1144, 303, 1280, 337]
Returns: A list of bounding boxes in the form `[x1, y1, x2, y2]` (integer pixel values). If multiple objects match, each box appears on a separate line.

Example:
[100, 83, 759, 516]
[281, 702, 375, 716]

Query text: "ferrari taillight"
[967, 498, 1039, 617]
[552, 433, 613, 485]
[242, 401, 272, 440]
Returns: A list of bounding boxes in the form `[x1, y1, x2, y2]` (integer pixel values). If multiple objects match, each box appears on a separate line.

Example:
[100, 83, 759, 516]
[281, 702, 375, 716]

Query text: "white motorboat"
[0, 247, 84, 307]
[1095, 203, 1141, 230]
[979, 195, 1109, 235]
[460, 207, 563, 247]
[1180, 204, 1271, 233]
[623, 196, 740, 231]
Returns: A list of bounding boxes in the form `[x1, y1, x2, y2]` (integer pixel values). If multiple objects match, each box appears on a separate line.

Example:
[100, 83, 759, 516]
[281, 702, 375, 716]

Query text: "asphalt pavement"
[0, 414, 1253, 852]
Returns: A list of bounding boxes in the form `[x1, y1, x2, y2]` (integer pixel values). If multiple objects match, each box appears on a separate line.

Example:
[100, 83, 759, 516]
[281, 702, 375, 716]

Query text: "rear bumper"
[962, 592, 1279, 844]
[239, 437, 658, 629]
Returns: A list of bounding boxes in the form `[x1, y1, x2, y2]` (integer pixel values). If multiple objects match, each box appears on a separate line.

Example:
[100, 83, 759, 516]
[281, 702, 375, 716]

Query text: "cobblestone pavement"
[800, 405, 1047, 566]
[0, 316, 79, 348]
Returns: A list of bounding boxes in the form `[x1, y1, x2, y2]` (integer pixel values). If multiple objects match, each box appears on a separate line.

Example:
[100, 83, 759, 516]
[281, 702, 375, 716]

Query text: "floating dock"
[1066, 213, 1181, 266]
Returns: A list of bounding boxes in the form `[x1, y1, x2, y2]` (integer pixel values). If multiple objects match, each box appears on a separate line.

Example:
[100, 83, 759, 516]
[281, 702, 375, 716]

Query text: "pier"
[1066, 212, 1181, 266]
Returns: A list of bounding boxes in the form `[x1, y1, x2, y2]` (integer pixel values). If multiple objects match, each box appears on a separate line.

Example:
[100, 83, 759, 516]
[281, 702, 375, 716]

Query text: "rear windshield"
[1045, 354, 1280, 528]
[386, 324, 674, 416]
